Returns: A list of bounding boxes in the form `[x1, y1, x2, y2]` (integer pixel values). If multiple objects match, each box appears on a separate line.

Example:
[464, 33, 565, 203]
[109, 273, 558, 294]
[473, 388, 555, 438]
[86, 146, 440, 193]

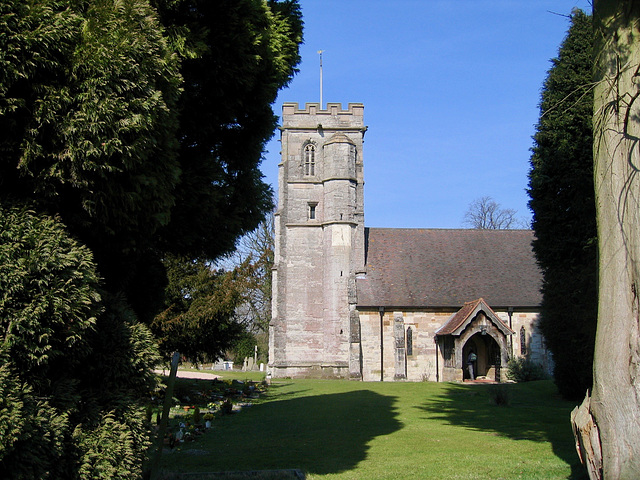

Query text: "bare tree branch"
[219, 212, 274, 334]
[463, 196, 526, 229]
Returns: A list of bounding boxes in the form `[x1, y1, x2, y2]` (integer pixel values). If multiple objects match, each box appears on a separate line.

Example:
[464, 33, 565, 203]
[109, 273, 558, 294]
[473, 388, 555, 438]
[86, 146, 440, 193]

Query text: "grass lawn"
[156, 378, 586, 480]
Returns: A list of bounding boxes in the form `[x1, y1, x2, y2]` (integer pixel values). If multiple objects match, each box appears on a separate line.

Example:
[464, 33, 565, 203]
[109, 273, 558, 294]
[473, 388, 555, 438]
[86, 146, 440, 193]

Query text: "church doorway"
[462, 332, 501, 381]
[436, 299, 514, 382]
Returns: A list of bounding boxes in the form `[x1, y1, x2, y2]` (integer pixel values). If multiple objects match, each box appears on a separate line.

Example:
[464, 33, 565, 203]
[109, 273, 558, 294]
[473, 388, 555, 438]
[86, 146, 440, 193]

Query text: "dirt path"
[153, 369, 221, 380]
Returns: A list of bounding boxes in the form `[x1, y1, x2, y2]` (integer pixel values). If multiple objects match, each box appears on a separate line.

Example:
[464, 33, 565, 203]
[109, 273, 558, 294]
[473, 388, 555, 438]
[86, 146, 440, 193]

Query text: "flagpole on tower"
[318, 50, 324, 108]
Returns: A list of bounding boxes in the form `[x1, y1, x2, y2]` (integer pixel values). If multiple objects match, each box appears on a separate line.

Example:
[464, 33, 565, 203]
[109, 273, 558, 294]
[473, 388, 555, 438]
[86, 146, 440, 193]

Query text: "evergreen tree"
[528, 10, 597, 401]
[152, 255, 248, 363]
[0, 206, 159, 479]
[0, 206, 99, 479]
[152, 0, 303, 261]
[0, 0, 303, 324]
[0, 0, 303, 477]
[0, 0, 182, 284]
[145, 0, 303, 357]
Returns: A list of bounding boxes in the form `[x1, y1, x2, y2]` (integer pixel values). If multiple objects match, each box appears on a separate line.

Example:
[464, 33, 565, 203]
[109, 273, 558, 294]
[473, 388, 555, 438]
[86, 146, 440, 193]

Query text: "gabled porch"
[436, 298, 514, 382]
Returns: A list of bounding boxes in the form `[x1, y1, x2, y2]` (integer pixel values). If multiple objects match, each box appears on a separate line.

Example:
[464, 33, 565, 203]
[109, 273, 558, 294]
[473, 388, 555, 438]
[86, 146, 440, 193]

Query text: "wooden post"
[149, 352, 180, 480]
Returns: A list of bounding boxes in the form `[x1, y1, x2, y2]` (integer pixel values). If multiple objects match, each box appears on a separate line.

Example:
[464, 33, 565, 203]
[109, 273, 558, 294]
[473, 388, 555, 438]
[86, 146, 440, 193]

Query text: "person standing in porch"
[467, 350, 477, 380]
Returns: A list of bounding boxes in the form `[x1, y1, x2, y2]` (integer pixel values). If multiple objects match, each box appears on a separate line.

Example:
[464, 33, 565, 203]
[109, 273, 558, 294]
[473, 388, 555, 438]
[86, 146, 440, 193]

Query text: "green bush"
[220, 399, 234, 415]
[0, 205, 159, 479]
[0, 206, 101, 384]
[488, 384, 511, 406]
[0, 361, 71, 480]
[0, 206, 101, 479]
[75, 408, 151, 480]
[506, 357, 548, 382]
[192, 406, 201, 425]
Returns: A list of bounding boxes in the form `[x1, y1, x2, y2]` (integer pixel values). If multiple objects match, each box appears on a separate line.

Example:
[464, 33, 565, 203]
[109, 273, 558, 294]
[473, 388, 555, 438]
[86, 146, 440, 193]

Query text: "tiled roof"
[356, 228, 542, 309]
[436, 299, 481, 335]
[436, 298, 514, 336]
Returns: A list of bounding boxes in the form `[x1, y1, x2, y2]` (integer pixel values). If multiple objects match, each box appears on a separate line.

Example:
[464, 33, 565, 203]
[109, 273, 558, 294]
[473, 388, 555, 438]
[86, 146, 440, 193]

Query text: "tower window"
[304, 144, 315, 176]
[308, 203, 317, 220]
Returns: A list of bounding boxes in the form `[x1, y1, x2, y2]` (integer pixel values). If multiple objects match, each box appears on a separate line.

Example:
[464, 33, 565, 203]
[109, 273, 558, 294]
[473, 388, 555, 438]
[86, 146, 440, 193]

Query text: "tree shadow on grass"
[416, 381, 587, 480]
[166, 386, 401, 477]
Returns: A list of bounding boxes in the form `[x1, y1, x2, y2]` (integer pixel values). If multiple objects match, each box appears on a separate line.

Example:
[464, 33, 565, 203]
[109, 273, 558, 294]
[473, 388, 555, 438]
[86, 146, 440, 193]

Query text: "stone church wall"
[404, 311, 450, 382]
[357, 308, 549, 382]
[504, 311, 552, 372]
[358, 309, 447, 382]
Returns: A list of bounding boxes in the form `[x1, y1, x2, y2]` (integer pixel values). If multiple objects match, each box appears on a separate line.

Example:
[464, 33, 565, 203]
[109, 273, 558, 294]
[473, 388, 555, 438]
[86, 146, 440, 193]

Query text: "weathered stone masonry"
[269, 103, 366, 378]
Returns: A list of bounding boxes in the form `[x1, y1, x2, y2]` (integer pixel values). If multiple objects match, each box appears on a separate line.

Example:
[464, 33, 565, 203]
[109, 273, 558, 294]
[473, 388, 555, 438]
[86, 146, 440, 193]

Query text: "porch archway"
[462, 332, 502, 380]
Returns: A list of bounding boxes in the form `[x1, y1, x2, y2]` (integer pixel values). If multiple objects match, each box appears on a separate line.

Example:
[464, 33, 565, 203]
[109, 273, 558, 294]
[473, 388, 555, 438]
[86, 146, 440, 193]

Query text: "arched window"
[304, 144, 315, 176]
[520, 326, 527, 355]
[406, 327, 413, 356]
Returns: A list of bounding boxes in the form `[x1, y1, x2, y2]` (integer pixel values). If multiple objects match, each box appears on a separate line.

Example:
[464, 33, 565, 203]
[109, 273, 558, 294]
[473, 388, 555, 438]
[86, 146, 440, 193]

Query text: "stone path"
[463, 378, 499, 384]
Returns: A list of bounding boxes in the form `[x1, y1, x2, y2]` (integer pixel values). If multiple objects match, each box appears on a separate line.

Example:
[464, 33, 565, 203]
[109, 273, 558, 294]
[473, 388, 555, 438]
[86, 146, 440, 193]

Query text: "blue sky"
[262, 0, 593, 229]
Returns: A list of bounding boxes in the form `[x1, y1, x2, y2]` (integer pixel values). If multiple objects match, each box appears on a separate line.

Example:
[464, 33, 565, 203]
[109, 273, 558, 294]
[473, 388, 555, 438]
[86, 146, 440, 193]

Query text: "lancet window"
[304, 143, 315, 176]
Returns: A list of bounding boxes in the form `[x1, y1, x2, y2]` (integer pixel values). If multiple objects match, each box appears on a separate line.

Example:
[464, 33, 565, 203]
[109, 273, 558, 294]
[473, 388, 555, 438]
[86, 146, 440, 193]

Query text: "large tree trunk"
[576, 1, 640, 478]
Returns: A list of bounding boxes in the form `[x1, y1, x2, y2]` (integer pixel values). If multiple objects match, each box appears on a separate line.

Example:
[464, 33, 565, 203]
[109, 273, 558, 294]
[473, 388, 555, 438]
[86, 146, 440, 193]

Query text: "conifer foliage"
[0, 207, 161, 480]
[152, 255, 247, 363]
[152, 0, 303, 262]
[528, 10, 597, 401]
[0, 0, 303, 478]
[0, 0, 182, 265]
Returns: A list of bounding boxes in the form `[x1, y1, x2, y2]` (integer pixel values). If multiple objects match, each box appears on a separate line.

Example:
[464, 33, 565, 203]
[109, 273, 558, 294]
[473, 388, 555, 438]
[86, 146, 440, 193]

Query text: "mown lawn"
[157, 378, 587, 480]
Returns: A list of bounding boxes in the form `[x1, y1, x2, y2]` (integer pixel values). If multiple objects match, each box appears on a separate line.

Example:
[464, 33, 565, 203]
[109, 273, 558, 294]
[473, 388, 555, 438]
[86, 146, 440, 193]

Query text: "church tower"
[269, 103, 366, 378]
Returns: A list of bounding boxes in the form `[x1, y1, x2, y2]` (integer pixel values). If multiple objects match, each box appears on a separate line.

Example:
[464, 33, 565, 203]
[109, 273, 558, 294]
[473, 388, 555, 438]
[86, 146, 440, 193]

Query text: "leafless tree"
[463, 196, 525, 229]
[220, 212, 274, 334]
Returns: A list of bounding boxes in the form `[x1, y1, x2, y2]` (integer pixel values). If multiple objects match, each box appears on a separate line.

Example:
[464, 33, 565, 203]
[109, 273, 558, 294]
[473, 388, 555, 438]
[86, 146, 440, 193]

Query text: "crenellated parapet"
[282, 103, 365, 131]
